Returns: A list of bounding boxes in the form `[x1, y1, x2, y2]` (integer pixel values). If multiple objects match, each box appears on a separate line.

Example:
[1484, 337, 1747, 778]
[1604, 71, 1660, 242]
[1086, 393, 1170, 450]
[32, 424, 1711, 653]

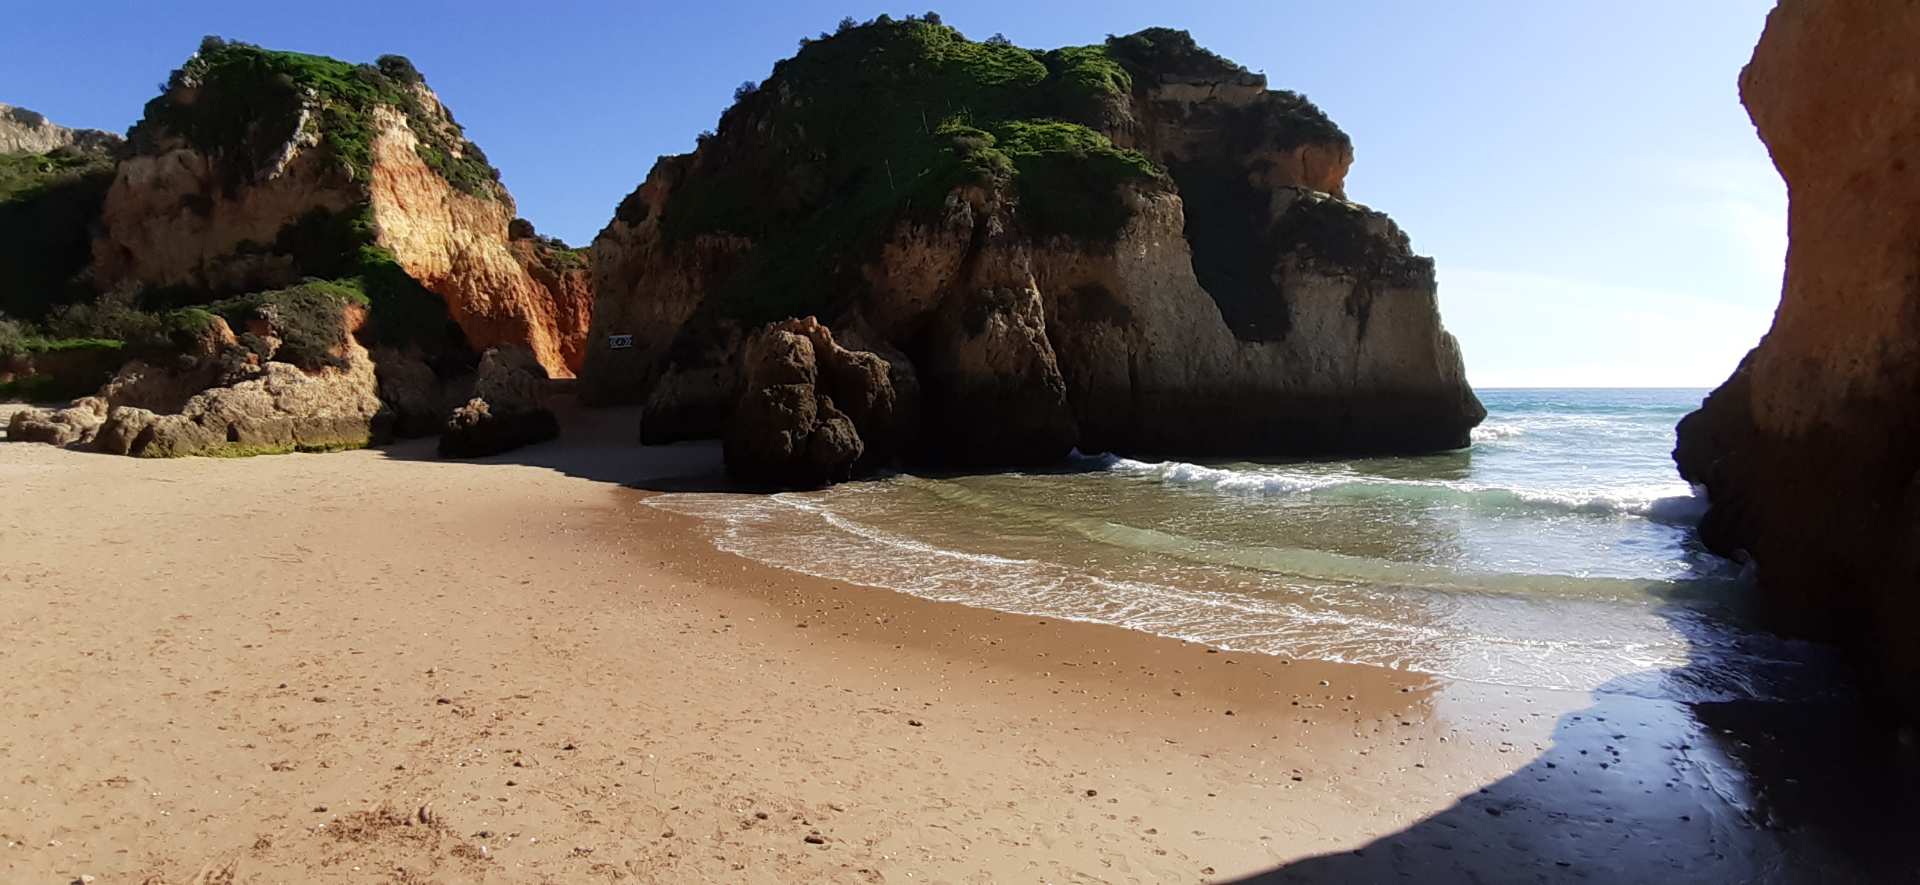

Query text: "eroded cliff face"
[585, 22, 1480, 466]
[1675, 0, 1920, 716]
[92, 130, 360, 293]
[88, 51, 591, 378]
[367, 103, 588, 376]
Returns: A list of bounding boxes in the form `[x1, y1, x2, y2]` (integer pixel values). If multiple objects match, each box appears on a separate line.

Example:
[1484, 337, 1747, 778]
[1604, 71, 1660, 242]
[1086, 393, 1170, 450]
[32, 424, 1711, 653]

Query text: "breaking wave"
[1089, 455, 1709, 526]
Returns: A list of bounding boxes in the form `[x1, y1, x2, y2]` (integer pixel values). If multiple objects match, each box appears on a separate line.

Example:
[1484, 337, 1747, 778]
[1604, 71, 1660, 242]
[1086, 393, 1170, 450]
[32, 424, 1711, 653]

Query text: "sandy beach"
[1, 404, 1912, 883]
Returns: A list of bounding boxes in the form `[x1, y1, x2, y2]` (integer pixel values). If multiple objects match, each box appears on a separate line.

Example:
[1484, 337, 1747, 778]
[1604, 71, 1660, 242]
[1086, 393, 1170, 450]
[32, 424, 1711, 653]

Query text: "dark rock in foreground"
[438, 347, 559, 458]
[723, 318, 907, 487]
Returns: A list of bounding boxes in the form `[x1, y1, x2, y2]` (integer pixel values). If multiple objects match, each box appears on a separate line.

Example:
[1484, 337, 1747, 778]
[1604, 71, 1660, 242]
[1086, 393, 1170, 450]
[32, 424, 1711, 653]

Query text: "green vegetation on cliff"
[132, 37, 502, 198]
[652, 15, 1168, 323]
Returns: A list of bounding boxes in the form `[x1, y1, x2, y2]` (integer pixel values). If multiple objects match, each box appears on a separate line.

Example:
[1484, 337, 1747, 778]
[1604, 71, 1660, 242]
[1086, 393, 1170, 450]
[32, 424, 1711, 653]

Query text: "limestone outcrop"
[0, 104, 122, 156]
[723, 318, 907, 486]
[1674, 0, 1920, 717]
[6, 397, 108, 447]
[9, 299, 386, 457]
[438, 346, 559, 458]
[585, 20, 1481, 479]
[89, 307, 383, 457]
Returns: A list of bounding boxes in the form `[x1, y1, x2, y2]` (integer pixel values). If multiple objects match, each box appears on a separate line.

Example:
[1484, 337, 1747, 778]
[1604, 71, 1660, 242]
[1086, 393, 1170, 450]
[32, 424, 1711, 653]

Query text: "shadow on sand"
[372, 400, 738, 492]
[1237, 597, 1920, 884]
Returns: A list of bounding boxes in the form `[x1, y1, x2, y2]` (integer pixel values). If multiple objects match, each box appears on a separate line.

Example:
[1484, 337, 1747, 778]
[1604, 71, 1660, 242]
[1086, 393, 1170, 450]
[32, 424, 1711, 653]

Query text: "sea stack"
[584, 19, 1482, 482]
[1674, 0, 1920, 718]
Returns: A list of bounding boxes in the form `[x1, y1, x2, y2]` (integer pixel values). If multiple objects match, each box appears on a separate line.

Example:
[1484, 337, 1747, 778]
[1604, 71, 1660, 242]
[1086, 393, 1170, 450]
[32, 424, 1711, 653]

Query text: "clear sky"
[4, 1, 1783, 388]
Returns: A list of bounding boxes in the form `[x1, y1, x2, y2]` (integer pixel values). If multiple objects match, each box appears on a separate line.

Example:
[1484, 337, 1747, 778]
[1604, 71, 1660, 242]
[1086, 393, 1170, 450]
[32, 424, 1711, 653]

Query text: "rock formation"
[83, 38, 590, 378]
[0, 104, 122, 155]
[723, 317, 907, 485]
[585, 20, 1481, 479]
[438, 346, 560, 458]
[14, 304, 384, 457]
[4, 38, 594, 458]
[1674, 0, 1920, 718]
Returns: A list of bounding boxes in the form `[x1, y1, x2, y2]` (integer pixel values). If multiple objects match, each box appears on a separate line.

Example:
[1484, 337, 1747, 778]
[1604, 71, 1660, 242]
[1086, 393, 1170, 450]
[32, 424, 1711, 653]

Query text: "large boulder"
[4, 397, 107, 447]
[92, 406, 158, 456]
[437, 346, 558, 458]
[438, 398, 559, 459]
[1673, 0, 1920, 718]
[723, 319, 908, 487]
[582, 20, 1481, 471]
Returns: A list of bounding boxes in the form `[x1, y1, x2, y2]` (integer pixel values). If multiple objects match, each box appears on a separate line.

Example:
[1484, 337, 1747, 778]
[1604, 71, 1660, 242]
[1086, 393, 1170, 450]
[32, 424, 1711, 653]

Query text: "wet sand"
[0, 404, 1913, 882]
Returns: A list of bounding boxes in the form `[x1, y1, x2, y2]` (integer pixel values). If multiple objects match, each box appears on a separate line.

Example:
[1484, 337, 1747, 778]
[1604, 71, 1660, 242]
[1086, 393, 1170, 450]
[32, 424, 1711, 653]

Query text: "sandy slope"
[0, 406, 1909, 883]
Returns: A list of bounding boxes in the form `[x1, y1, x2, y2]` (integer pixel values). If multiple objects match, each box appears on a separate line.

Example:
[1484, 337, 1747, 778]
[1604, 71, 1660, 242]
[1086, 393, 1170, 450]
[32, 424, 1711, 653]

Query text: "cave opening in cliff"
[1168, 160, 1292, 341]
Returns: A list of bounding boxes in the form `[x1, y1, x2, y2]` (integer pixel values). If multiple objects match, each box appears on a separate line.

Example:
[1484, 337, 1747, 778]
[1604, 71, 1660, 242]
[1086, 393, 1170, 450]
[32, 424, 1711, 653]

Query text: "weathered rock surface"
[367, 106, 593, 377]
[88, 347, 381, 458]
[723, 318, 907, 486]
[5, 397, 107, 447]
[437, 346, 558, 458]
[86, 41, 591, 378]
[584, 22, 1480, 478]
[0, 104, 122, 155]
[2, 308, 384, 457]
[1674, 0, 1920, 717]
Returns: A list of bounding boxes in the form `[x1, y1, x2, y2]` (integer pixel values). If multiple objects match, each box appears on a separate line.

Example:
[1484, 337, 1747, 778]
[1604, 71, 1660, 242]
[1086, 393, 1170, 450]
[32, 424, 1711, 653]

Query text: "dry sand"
[1, 404, 1913, 883]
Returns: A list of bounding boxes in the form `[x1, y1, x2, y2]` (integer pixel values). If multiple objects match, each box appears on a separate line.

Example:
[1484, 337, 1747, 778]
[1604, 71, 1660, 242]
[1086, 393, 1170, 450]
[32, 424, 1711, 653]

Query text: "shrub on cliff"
[211, 279, 364, 371]
[41, 288, 217, 355]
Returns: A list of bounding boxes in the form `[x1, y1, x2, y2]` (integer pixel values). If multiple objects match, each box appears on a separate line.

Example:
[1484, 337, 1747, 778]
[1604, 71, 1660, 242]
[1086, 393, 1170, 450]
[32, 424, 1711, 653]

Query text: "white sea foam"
[641, 391, 1803, 702]
[1472, 422, 1527, 442]
[1087, 454, 1710, 525]
[1106, 457, 1345, 496]
[644, 488, 1792, 702]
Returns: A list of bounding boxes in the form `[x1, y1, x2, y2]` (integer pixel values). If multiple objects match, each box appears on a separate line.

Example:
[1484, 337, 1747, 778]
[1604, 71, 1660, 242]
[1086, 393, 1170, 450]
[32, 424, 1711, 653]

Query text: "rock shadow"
[1233, 596, 1920, 884]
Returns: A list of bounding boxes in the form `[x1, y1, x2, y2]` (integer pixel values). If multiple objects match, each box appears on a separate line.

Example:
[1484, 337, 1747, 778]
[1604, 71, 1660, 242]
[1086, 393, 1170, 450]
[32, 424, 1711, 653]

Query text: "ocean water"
[650, 389, 1826, 702]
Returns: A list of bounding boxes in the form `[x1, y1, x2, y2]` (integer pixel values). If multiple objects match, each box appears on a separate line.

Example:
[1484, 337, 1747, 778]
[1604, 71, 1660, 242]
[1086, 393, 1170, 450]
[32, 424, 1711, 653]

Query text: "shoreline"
[0, 410, 1910, 882]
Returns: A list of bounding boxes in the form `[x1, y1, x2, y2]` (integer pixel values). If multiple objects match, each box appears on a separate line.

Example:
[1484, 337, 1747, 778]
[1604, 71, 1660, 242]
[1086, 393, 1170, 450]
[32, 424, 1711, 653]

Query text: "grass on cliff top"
[655, 15, 1168, 324]
[131, 36, 502, 198]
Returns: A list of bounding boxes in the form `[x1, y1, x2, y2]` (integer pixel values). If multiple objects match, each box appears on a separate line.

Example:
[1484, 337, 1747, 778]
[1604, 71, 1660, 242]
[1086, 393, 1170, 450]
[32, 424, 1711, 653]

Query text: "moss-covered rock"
[131, 37, 501, 199]
[588, 19, 1481, 466]
[644, 16, 1167, 326]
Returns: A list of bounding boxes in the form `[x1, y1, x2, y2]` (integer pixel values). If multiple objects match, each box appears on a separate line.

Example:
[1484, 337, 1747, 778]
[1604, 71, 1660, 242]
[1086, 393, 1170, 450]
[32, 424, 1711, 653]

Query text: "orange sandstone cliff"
[1675, 0, 1920, 717]
[89, 41, 591, 377]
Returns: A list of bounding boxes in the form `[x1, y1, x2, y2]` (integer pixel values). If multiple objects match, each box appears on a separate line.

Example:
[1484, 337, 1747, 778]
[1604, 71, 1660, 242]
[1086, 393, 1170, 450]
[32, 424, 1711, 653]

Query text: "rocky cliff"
[585, 20, 1480, 467]
[1675, 0, 1920, 717]
[0, 104, 122, 155]
[88, 39, 591, 377]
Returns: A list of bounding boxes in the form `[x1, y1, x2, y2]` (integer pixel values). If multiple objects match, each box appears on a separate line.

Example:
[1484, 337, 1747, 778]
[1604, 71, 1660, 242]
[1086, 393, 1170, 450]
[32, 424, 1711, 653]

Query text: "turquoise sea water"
[652, 389, 1824, 702]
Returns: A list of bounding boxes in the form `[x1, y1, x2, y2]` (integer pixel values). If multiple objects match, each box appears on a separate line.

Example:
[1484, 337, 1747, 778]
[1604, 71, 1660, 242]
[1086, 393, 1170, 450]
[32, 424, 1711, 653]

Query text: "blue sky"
[4, 1, 1782, 387]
